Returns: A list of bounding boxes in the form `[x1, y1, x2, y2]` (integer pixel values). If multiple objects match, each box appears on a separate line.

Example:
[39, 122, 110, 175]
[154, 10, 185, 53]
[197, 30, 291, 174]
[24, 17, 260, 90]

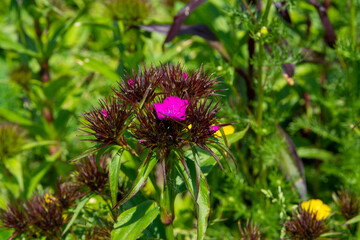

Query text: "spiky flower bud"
[54, 178, 84, 209]
[157, 64, 220, 99]
[80, 97, 131, 148]
[334, 187, 359, 220]
[24, 194, 64, 237]
[0, 201, 29, 238]
[74, 154, 109, 194]
[114, 66, 161, 106]
[238, 219, 265, 240]
[284, 204, 329, 240]
[0, 123, 26, 159]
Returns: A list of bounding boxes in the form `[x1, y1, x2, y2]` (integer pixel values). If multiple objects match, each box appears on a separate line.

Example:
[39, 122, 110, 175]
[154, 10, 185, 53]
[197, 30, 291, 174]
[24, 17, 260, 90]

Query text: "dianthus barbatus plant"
[78, 63, 235, 240]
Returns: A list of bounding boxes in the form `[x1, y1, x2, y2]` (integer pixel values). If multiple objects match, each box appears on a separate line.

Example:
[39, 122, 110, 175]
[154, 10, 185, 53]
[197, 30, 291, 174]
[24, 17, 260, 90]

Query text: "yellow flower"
[214, 125, 235, 137]
[301, 199, 331, 220]
[45, 193, 55, 203]
[188, 124, 235, 138]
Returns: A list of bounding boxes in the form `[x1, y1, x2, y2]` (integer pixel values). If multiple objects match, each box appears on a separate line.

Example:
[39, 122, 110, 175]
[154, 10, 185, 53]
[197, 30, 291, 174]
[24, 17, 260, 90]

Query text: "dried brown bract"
[80, 97, 132, 148]
[114, 66, 161, 106]
[24, 194, 64, 238]
[284, 205, 329, 240]
[334, 187, 359, 220]
[158, 64, 221, 99]
[0, 201, 29, 239]
[238, 219, 265, 240]
[54, 178, 84, 209]
[74, 154, 109, 194]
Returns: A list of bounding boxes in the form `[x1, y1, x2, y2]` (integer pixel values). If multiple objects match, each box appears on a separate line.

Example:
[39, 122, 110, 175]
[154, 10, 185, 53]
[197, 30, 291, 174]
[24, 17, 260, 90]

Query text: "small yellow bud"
[260, 26, 268, 35]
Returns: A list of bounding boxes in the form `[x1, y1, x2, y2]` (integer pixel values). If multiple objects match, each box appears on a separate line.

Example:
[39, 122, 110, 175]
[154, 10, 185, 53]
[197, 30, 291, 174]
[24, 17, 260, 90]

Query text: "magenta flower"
[209, 125, 219, 132]
[183, 72, 188, 81]
[128, 79, 134, 86]
[154, 96, 188, 121]
[101, 109, 108, 118]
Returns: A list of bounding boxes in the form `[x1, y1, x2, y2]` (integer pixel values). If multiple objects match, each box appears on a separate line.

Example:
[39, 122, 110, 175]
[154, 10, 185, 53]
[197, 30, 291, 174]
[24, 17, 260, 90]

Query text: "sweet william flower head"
[301, 199, 331, 220]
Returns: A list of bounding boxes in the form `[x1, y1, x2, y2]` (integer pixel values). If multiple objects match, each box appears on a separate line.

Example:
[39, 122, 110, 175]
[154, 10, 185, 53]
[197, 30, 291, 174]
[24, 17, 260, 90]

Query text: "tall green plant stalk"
[256, 38, 264, 145]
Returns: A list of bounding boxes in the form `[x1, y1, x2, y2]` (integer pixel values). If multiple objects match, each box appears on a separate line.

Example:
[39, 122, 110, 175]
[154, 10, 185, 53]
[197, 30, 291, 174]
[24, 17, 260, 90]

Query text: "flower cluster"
[80, 64, 234, 173]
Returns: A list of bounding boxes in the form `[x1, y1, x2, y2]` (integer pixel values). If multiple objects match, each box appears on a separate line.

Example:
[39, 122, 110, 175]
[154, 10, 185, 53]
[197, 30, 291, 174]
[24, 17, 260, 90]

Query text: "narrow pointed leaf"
[62, 194, 92, 236]
[110, 149, 124, 207]
[111, 200, 160, 240]
[175, 155, 210, 240]
[75, 55, 121, 82]
[165, 0, 208, 43]
[196, 171, 210, 240]
[115, 149, 158, 208]
[344, 214, 360, 225]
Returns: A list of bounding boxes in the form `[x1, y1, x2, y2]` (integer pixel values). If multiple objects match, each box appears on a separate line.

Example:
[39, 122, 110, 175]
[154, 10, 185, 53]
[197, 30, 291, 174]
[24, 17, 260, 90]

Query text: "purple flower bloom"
[101, 109, 108, 118]
[128, 79, 134, 86]
[210, 125, 219, 132]
[183, 72, 187, 81]
[154, 96, 188, 121]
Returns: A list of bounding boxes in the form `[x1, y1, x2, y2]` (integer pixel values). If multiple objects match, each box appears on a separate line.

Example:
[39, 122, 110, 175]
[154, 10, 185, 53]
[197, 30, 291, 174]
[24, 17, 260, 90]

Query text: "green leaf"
[20, 140, 58, 151]
[62, 194, 92, 236]
[110, 149, 124, 207]
[0, 228, 14, 240]
[111, 200, 160, 240]
[220, 124, 249, 146]
[4, 156, 23, 191]
[115, 149, 158, 208]
[0, 108, 33, 126]
[175, 156, 210, 240]
[196, 171, 210, 240]
[75, 55, 121, 82]
[26, 161, 53, 198]
[344, 214, 360, 225]
[0, 33, 38, 57]
[297, 147, 336, 161]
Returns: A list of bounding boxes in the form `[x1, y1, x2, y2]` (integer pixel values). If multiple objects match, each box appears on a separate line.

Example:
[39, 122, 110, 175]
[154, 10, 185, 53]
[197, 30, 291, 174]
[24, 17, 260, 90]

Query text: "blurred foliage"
[1, 0, 360, 239]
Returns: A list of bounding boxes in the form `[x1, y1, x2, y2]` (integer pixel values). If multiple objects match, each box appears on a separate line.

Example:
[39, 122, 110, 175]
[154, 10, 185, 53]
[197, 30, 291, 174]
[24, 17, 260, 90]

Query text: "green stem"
[350, 0, 356, 45]
[112, 20, 126, 76]
[256, 38, 264, 144]
[160, 162, 175, 240]
[262, 0, 273, 25]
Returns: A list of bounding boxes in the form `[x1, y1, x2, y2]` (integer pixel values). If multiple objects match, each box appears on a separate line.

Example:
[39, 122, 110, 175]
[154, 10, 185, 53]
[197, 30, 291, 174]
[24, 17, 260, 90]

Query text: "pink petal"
[210, 125, 219, 132]
[128, 79, 134, 85]
[101, 109, 108, 118]
[154, 96, 188, 121]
